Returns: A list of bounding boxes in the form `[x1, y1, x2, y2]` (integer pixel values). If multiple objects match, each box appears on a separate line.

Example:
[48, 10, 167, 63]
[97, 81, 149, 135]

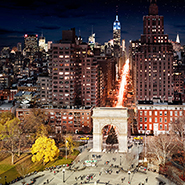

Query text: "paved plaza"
[12, 146, 176, 185]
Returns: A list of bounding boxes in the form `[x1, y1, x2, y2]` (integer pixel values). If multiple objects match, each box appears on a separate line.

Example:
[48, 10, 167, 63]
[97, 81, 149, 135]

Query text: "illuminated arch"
[92, 107, 128, 153]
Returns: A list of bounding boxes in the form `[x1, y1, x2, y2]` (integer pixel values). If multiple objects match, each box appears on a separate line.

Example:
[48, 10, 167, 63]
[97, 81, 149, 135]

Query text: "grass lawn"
[0, 150, 79, 184]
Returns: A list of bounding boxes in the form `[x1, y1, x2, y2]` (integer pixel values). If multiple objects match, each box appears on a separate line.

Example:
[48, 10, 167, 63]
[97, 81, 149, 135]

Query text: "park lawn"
[0, 151, 78, 184]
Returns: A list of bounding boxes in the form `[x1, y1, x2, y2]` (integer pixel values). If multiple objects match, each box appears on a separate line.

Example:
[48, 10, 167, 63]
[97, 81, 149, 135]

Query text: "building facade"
[132, 1, 174, 102]
[23, 34, 38, 56]
[49, 29, 101, 109]
[137, 102, 185, 136]
[16, 108, 92, 134]
[37, 76, 52, 105]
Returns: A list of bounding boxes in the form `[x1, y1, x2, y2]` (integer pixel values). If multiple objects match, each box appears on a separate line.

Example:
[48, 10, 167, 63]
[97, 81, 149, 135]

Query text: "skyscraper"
[113, 15, 121, 47]
[23, 34, 38, 55]
[50, 28, 100, 108]
[132, 0, 174, 102]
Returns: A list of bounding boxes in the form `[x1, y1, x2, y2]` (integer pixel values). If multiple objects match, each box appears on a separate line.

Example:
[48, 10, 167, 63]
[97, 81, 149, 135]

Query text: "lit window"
[180, 111, 182, 116]
[175, 111, 177, 116]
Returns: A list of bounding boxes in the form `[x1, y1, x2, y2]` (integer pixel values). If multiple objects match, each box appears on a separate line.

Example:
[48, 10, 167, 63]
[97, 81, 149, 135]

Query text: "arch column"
[92, 107, 128, 153]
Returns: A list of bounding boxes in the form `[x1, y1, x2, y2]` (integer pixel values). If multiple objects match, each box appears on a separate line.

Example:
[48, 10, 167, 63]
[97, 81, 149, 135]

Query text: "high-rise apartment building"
[50, 28, 100, 108]
[37, 76, 52, 105]
[23, 34, 38, 55]
[132, 1, 174, 102]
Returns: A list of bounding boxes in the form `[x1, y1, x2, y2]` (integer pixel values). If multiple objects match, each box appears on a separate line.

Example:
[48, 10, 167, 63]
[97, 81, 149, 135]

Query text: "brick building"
[137, 102, 185, 136]
[16, 108, 92, 134]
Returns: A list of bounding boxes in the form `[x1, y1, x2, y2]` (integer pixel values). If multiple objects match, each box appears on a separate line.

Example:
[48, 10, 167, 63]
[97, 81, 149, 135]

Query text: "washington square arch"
[92, 107, 128, 153]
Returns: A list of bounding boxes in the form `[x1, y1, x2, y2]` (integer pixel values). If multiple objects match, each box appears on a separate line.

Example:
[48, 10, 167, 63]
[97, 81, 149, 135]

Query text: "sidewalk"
[11, 148, 179, 185]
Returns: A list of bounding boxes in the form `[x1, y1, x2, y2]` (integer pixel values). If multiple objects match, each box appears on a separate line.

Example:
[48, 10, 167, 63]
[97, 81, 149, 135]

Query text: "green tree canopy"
[106, 126, 118, 146]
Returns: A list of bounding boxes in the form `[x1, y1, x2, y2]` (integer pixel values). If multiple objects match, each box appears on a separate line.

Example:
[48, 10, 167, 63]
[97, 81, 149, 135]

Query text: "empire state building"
[113, 15, 121, 47]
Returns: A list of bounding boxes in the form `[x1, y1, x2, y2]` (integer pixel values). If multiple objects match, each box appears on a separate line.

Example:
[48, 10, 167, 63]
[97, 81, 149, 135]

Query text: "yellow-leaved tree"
[31, 136, 59, 165]
[66, 135, 75, 155]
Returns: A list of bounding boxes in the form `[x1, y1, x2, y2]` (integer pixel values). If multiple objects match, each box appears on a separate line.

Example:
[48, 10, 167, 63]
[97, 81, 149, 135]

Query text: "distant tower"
[23, 34, 38, 55]
[113, 15, 121, 47]
[39, 34, 46, 51]
[176, 34, 180, 43]
[17, 43, 22, 52]
[88, 33, 95, 50]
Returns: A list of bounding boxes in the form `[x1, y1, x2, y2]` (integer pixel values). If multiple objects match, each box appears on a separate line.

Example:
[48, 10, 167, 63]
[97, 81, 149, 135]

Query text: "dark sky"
[0, 0, 185, 49]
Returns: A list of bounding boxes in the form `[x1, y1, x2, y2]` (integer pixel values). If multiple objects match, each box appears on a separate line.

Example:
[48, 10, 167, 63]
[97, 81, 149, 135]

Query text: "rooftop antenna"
[116, 5, 118, 15]
[92, 25, 93, 35]
[79, 29, 81, 37]
[41, 30, 43, 37]
[150, 0, 157, 3]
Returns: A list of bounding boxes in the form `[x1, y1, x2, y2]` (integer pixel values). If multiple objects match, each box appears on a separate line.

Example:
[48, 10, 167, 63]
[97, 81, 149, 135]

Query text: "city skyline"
[0, 0, 185, 49]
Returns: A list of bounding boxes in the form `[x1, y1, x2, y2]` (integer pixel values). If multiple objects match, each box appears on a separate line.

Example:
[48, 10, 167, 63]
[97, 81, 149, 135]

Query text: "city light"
[116, 59, 130, 107]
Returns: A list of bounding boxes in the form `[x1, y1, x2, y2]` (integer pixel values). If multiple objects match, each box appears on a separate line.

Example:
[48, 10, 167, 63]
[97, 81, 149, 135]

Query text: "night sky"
[0, 0, 185, 49]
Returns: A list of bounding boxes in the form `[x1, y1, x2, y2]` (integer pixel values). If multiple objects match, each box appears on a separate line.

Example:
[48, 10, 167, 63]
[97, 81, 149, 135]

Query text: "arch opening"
[102, 124, 119, 152]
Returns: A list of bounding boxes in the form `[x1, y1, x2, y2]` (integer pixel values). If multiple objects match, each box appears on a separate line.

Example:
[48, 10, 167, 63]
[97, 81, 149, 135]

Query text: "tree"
[0, 112, 15, 125]
[31, 136, 59, 165]
[65, 135, 75, 155]
[170, 117, 185, 150]
[0, 117, 21, 164]
[22, 109, 51, 141]
[106, 126, 118, 147]
[147, 133, 177, 166]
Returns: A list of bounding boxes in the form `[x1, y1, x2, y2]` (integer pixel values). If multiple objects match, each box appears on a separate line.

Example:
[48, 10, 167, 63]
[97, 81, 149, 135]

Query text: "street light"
[145, 128, 147, 157]
[63, 169, 65, 183]
[65, 140, 68, 159]
[120, 156, 122, 166]
[128, 171, 131, 184]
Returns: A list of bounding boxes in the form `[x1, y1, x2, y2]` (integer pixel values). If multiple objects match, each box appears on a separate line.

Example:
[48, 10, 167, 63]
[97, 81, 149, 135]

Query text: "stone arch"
[92, 107, 128, 153]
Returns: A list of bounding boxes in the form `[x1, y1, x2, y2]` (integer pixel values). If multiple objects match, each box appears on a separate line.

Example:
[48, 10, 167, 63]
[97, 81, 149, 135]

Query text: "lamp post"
[145, 128, 147, 157]
[4, 176, 7, 185]
[65, 140, 68, 159]
[128, 171, 131, 184]
[63, 169, 65, 183]
[120, 156, 122, 166]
